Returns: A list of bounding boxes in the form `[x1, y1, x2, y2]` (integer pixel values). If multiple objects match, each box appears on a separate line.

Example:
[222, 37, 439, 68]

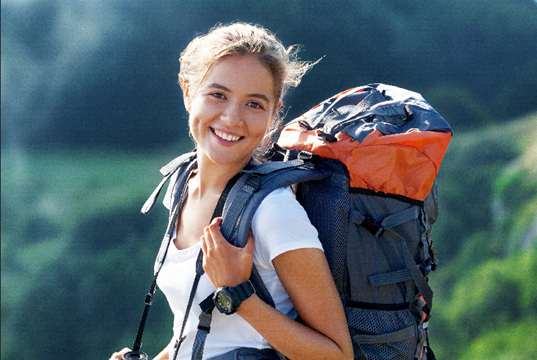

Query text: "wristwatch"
[213, 280, 256, 315]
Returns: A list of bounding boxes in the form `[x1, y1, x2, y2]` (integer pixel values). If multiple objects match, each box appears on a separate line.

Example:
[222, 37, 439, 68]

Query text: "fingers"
[206, 217, 222, 242]
[110, 348, 130, 360]
[201, 217, 221, 254]
[202, 217, 220, 241]
[204, 217, 255, 250]
[200, 218, 256, 288]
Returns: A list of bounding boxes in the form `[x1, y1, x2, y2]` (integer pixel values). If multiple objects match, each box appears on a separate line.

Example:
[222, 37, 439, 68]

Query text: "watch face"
[215, 291, 235, 314]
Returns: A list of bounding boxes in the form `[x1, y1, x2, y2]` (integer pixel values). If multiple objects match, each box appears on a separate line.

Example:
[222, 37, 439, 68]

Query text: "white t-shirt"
[157, 186, 322, 360]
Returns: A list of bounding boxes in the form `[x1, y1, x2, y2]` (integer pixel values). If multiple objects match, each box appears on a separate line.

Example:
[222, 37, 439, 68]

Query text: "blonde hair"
[179, 22, 317, 159]
[181, 24, 316, 119]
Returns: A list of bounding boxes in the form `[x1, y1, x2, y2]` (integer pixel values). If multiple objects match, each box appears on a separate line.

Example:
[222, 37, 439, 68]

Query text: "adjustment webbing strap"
[349, 207, 419, 240]
[141, 152, 197, 215]
[191, 294, 216, 360]
[368, 268, 413, 288]
[132, 278, 157, 352]
[154, 160, 198, 275]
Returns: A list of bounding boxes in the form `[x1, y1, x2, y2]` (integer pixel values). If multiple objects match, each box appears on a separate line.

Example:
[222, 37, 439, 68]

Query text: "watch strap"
[229, 280, 256, 304]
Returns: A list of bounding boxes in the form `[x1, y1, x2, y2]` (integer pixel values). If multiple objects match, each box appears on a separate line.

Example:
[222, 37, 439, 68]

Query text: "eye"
[247, 101, 265, 110]
[210, 92, 226, 99]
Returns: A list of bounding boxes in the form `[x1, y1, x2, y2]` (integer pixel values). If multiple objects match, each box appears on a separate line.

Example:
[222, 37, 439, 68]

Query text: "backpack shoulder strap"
[130, 152, 197, 355]
[190, 157, 331, 360]
[219, 156, 330, 307]
[220, 156, 331, 248]
[153, 155, 198, 276]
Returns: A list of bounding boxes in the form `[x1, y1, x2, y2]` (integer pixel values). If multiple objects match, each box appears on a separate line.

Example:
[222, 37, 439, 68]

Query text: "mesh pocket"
[346, 307, 417, 360]
[298, 160, 350, 294]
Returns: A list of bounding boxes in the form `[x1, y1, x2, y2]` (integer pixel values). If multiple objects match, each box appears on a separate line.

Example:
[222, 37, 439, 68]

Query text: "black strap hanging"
[128, 160, 196, 358]
[129, 160, 242, 359]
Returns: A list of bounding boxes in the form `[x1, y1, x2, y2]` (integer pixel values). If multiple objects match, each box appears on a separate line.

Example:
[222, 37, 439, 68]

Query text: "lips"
[212, 128, 242, 142]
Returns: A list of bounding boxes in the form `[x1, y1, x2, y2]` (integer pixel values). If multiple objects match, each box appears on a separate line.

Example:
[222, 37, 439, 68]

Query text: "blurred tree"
[2, 0, 537, 150]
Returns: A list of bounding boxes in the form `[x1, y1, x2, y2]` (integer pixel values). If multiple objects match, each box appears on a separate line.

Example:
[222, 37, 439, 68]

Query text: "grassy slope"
[1, 146, 192, 359]
[429, 112, 537, 360]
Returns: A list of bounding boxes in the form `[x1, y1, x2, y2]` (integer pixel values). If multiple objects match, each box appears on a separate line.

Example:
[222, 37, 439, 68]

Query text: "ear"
[271, 102, 282, 121]
[182, 80, 191, 112]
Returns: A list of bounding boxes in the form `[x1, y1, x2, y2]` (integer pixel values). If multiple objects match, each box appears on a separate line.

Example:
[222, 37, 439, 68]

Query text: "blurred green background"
[2, 1, 536, 359]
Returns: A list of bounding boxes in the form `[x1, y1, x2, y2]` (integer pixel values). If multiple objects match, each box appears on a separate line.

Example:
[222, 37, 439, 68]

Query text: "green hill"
[429, 112, 537, 359]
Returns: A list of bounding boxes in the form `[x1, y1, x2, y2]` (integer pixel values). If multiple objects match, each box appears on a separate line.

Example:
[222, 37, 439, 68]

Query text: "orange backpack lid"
[278, 84, 452, 201]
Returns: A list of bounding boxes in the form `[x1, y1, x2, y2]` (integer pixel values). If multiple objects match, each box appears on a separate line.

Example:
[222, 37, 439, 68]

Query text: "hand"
[200, 217, 255, 288]
[109, 348, 130, 360]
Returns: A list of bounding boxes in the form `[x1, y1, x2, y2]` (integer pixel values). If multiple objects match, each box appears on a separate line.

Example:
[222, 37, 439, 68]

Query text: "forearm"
[238, 295, 351, 360]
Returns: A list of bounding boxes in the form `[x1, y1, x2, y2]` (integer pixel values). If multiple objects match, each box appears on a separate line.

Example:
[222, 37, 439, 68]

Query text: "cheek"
[250, 118, 271, 140]
[261, 114, 275, 134]
[187, 100, 206, 140]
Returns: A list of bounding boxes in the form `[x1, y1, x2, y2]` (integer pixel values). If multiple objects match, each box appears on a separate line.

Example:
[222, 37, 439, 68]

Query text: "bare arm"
[237, 248, 353, 360]
[201, 219, 353, 360]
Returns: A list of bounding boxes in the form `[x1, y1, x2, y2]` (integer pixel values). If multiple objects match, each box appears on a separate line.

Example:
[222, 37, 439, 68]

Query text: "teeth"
[214, 129, 241, 142]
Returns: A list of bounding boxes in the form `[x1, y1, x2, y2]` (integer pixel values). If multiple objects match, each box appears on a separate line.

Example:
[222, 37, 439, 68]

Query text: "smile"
[212, 128, 242, 142]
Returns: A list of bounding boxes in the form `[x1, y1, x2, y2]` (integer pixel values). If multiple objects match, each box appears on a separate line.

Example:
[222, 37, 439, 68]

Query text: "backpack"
[141, 83, 451, 360]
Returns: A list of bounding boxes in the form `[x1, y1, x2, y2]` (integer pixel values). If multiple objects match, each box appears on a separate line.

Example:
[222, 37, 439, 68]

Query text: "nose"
[221, 100, 243, 127]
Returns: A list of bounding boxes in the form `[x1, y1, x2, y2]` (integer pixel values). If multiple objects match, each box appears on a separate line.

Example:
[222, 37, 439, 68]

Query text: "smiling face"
[186, 55, 278, 169]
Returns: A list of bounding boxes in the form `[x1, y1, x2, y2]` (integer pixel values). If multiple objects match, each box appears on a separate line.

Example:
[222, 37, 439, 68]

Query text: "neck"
[194, 153, 251, 198]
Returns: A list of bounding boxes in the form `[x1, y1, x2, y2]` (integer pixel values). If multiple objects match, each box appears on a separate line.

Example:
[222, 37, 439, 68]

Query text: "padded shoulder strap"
[218, 158, 330, 307]
[220, 158, 330, 248]
[153, 158, 198, 276]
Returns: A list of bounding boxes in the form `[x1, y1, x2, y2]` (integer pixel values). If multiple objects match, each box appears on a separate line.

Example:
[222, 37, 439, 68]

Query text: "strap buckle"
[197, 312, 213, 332]
[245, 174, 262, 193]
[361, 216, 384, 237]
[144, 293, 153, 306]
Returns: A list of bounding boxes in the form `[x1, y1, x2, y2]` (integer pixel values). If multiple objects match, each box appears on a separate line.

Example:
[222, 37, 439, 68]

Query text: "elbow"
[342, 348, 354, 360]
[340, 339, 354, 360]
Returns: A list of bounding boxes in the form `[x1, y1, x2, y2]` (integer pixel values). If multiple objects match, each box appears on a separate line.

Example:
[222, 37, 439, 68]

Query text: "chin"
[206, 152, 251, 167]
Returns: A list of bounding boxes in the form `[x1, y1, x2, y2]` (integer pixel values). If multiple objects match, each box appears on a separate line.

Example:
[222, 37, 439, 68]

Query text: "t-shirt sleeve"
[251, 187, 323, 268]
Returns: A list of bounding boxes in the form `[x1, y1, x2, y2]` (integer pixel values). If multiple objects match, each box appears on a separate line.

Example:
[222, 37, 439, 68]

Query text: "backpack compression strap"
[350, 207, 434, 314]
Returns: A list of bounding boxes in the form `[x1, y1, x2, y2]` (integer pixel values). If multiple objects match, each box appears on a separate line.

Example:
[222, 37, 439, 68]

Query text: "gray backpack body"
[218, 155, 437, 360]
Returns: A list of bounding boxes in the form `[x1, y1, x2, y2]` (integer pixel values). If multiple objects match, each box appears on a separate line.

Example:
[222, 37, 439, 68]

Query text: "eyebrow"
[207, 83, 272, 104]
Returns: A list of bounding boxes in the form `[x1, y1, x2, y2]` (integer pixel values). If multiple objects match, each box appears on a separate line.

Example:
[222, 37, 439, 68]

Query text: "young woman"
[110, 23, 353, 360]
